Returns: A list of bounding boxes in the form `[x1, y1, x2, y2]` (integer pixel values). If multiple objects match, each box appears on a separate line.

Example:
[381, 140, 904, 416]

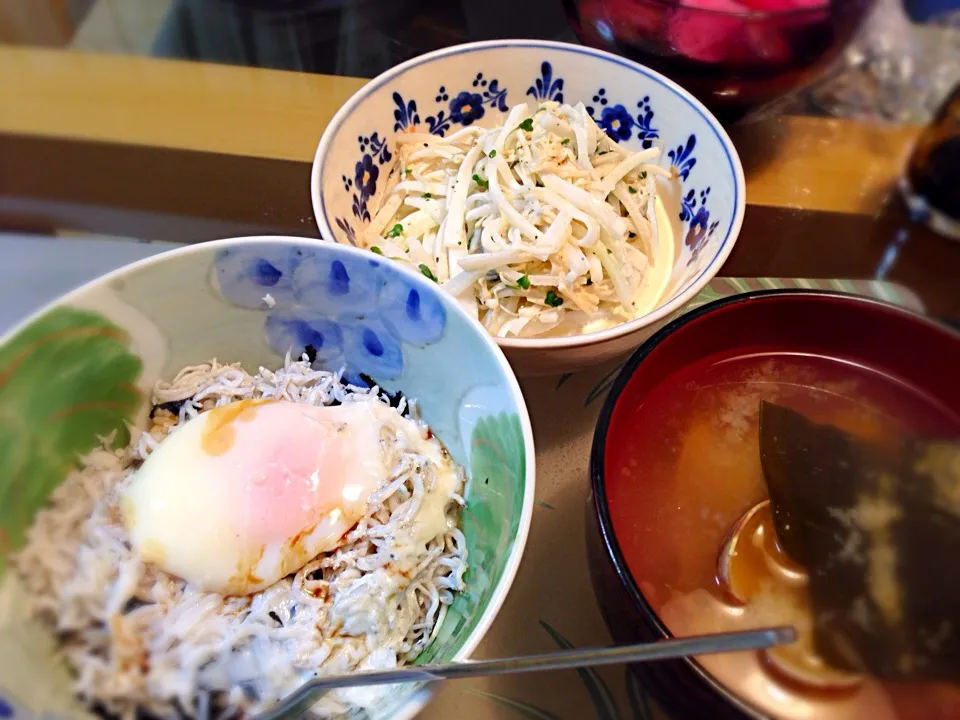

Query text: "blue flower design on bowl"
[343, 317, 404, 380]
[378, 274, 446, 346]
[448, 91, 486, 126]
[212, 245, 303, 309]
[334, 217, 358, 246]
[679, 187, 720, 265]
[265, 313, 345, 366]
[316, 44, 743, 306]
[668, 134, 698, 182]
[293, 253, 385, 317]
[587, 90, 659, 149]
[354, 155, 379, 197]
[212, 245, 446, 385]
[0, 690, 31, 720]
[596, 105, 634, 142]
[526, 62, 564, 103]
[332, 62, 717, 255]
[392, 91, 421, 132]
[686, 206, 711, 255]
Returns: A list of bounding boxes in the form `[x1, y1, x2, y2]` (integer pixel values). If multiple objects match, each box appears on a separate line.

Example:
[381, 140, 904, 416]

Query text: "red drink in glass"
[565, 0, 874, 124]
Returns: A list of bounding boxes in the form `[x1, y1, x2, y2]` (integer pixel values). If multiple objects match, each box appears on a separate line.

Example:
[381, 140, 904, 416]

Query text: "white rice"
[13, 356, 468, 719]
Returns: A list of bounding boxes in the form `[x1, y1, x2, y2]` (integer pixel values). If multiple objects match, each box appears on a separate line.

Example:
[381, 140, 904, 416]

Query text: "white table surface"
[0, 233, 183, 334]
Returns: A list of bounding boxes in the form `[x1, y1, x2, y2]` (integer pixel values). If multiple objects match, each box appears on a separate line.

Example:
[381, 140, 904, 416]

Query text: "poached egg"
[122, 399, 395, 595]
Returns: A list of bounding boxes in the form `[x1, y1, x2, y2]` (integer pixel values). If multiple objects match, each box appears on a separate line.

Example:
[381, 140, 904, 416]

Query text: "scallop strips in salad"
[364, 101, 678, 338]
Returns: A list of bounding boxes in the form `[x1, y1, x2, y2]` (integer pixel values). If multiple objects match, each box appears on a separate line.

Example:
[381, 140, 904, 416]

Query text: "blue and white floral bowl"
[0, 237, 535, 720]
[311, 40, 746, 376]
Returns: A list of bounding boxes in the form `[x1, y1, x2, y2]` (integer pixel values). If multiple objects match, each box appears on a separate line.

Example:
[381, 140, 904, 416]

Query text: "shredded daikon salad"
[14, 357, 467, 720]
[363, 100, 677, 337]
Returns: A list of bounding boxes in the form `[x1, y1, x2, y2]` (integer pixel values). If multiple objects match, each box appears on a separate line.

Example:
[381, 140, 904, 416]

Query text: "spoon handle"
[257, 626, 796, 719]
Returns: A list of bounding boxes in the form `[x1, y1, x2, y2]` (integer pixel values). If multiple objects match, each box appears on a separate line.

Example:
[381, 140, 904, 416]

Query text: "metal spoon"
[256, 626, 796, 719]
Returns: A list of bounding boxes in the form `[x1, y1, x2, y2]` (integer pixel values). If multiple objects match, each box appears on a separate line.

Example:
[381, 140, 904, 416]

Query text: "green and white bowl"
[0, 236, 535, 720]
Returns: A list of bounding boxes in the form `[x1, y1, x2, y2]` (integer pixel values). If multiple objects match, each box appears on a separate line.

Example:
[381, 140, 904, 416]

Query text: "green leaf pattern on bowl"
[0, 307, 142, 575]
[415, 411, 525, 665]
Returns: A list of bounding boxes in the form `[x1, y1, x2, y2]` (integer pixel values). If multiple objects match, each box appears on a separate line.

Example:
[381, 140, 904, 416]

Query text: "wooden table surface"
[1, 38, 959, 720]
[2, 46, 958, 321]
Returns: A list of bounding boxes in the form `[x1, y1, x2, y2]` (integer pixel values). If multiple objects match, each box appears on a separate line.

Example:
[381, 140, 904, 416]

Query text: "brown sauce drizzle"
[201, 398, 275, 456]
[223, 544, 267, 595]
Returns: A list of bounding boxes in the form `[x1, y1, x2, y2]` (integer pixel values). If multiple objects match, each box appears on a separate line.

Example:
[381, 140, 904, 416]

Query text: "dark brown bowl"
[587, 290, 960, 719]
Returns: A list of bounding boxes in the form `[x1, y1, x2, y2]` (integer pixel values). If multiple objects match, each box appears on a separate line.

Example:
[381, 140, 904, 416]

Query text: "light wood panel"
[0, 46, 923, 214]
[0, 46, 367, 163]
[731, 115, 921, 215]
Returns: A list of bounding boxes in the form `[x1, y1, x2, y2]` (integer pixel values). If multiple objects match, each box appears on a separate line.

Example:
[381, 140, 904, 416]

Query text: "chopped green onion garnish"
[517, 118, 534, 132]
[489, 149, 497, 158]
[370, 246, 383, 255]
[544, 290, 563, 307]
[422, 192, 432, 198]
[561, 138, 571, 145]
[517, 275, 531, 290]
[628, 186, 637, 194]
[472, 173, 489, 189]
[404, 168, 412, 175]
[387, 223, 403, 238]
[640, 171, 648, 179]
[419, 264, 438, 282]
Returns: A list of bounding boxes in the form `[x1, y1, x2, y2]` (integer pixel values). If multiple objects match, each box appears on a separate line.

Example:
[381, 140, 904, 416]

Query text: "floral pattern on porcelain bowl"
[311, 40, 746, 376]
[211, 244, 446, 385]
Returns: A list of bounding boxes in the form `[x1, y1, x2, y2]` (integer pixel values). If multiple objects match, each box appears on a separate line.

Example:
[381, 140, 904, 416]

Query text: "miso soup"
[605, 351, 960, 720]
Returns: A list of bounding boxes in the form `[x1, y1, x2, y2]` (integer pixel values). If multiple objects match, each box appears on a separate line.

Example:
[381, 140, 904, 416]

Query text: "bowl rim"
[588, 288, 960, 717]
[311, 39, 746, 351]
[0, 235, 538, 720]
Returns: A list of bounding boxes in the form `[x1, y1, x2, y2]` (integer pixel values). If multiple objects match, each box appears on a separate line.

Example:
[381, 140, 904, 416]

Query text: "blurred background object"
[0, 0, 95, 46]
[809, 0, 960, 123]
[149, 0, 574, 77]
[900, 83, 960, 240]
[564, 0, 875, 125]
[11, 0, 960, 126]
[70, 0, 168, 54]
[904, 0, 959, 21]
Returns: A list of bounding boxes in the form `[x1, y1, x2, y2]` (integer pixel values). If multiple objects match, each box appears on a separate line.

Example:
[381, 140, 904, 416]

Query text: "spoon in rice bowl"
[257, 626, 796, 719]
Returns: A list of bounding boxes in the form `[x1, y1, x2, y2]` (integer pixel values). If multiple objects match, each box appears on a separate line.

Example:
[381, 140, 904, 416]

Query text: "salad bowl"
[312, 40, 745, 375]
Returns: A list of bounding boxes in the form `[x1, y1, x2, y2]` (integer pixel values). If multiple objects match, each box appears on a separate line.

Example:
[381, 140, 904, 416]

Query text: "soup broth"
[606, 351, 960, 720]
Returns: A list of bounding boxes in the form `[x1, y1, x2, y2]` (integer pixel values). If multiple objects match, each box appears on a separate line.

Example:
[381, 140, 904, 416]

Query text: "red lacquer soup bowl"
[587, 290, 960, 720]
